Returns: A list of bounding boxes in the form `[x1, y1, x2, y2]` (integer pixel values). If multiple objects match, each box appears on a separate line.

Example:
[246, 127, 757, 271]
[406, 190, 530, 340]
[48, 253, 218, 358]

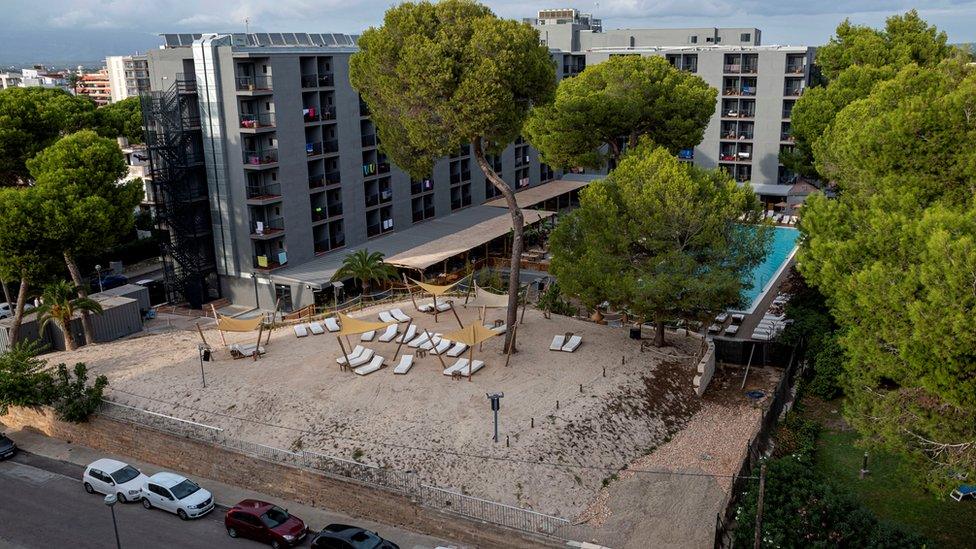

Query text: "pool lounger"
[390, 308, 411, 322]
[396, 325, 418, 343]
[446, 342, 468, 357]
[456, 360, 485, 377]
[393, 355, 415, 374]
[360, 330, 376, 342]
[294, 324, 309, 338]
[549, 335, 565, 351]
[323, 317, 340, 332]
[378, 324, 399, 342]
[354, 355, 385, 376]
[336, 345, 366, 365]
[443, 358, 470, 376]
[562, 335, 582, 352]
[308, 322, 325, 335]
[346, 348, 375, 368]
[378, 311, 397, 323]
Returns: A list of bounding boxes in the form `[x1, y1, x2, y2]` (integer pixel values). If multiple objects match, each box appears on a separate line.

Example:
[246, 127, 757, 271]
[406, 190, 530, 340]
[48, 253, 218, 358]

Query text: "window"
[170, 479, 201, 500]
[110, 465, 141, 484]
[706, 37, 714, 43]
[740, 33, 751, 42]
[260, 506, 290, 528]
[689, 35, 698, 44]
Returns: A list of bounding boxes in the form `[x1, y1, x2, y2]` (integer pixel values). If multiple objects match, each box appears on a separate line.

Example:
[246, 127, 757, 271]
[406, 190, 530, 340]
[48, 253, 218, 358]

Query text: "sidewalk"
[4, 427, 461, 549]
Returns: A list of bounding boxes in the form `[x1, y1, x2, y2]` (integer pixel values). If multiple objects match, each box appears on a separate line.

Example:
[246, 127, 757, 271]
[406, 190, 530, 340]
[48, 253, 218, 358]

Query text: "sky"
[2, 0, 975, 66]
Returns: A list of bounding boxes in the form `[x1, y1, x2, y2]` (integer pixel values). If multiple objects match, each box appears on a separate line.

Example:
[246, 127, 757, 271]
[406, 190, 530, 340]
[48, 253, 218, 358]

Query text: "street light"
[104, 494, 122, 549]
[95, 264, 104, 292]
[486, 392, 504, 443]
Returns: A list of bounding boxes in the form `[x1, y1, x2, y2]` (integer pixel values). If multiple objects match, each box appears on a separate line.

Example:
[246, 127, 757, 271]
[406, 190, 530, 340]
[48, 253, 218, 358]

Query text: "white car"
[83, 458, 149, 502]
[141, 472, 214, 520]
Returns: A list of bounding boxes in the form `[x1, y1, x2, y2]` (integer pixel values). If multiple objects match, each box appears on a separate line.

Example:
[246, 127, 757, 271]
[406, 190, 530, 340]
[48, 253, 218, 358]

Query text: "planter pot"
[590, 310, 604, 323]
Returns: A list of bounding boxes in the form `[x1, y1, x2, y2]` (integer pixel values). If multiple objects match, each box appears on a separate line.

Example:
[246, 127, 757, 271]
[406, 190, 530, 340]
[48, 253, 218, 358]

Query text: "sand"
[42, 299, 764, 530]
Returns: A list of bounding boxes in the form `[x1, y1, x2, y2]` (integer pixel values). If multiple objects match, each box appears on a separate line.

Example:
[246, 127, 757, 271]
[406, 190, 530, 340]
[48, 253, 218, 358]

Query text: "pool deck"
[709, 255, 796, 341]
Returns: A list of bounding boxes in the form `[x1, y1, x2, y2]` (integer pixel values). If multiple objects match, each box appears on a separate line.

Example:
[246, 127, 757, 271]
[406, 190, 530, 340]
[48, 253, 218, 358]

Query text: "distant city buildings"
[1, 65, 72, 91]
[74, 67, 112, 106]
[106, 55, 150, 102]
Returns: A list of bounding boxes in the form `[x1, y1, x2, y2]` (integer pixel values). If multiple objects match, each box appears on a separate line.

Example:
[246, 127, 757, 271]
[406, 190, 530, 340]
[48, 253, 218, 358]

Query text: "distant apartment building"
[528, 9, 815, 203]
[19, 66, 70, 90]
[75, 68, 113, 106]
[0, 72, 22, 89]
[106, 55, 151, 102]
[142, 33, 561, 310]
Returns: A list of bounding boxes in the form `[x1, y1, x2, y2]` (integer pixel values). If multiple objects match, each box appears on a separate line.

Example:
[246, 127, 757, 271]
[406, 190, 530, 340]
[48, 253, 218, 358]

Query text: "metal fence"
[97, 399, 576, 540]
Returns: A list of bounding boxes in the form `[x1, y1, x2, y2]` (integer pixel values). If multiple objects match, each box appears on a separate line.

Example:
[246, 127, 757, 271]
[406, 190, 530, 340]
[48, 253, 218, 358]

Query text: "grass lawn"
[807, 400, 976, 548]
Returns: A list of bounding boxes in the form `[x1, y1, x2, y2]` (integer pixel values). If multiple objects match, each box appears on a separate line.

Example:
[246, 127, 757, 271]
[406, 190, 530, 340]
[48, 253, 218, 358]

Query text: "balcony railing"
[236, 75, 273, 91]
[722, 132, 754, 140]
[239, 112, 276, 129]
[314, 234, 345, 254]
[781, 133, 795, 142]
[411, 178, 434, 195]
[246, 182, 282, 200]
[307, 142, 323, 156]
[243, 148, 278, 165]
[363, 163, 377, 177]
[305, 105, 336, 123]
[784, 86, 804, 97]
[412, 206, 436, 223]
[253, 255, 286, 270]
[786, 64, 805, 74]
[724, 64, 758, 74]
[724, 109, 755, 119]
[308, 174, 325, 190]
[301, 72, 335, 88]
[361, 133, 377, 148]
[311, 203, 343, 221]
[176, 73, 197, 93]
[325, 170, 341, 185]
[252, 217, 284, 235]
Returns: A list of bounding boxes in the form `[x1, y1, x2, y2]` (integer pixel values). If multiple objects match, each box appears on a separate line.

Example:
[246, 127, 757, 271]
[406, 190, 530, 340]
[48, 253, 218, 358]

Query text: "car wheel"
[227, 527, 238, 538]
[116, 492, 127, 503]
[177, 509, 189, 520]
[142, 498, 152, 510]
[84, 482, 94, 494]
[271, 541, 282, 549]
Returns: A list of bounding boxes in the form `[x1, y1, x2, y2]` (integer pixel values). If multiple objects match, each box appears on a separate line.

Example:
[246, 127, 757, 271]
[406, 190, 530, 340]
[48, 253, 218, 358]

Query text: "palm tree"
[331, 249, 398, 294]
[34, 280, 103, 351]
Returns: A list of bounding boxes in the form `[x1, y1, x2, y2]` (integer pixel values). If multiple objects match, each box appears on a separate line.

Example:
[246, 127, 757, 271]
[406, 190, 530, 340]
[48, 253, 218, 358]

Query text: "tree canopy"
[549, 142, 770, 346]
[332, 249, 398, 293]
[95, 97, 144, 144]
[524, 55, 716, 169]
[0, 87, 96, 185]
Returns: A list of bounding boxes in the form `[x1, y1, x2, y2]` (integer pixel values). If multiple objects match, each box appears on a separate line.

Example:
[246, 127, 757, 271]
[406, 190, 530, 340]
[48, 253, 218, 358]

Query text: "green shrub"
[807, 333, 845, 400]
[50, 363, 108, 423]
[772, 411, 821, 460]
[734, 457, 926, 548]
[0, 341, 54, 415]
[537, 281, 576, 317]
[475, 267, 505, 292]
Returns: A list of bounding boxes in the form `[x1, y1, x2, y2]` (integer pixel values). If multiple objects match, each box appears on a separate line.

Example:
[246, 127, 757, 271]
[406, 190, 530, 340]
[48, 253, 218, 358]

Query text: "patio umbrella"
[409, 278, 463, 327]
[335, 313, 395, 371]
[441, 323, 500, 381]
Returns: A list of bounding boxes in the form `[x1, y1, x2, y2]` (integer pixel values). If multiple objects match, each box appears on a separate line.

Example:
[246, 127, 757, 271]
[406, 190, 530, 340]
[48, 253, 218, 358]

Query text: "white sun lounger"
[708, 324, 721, 334]
[323, 317, 340, 332]
[336, 345, 365, 365]
[417, 302, 434, 313]
[730, 313, 745, 324]
[395, 324, 417, 343]
[378, 324, 399, 342]
[294, 324, 309, 338]
[457, 360, 485, 377]
[562, 335, 582, 352]
[435, 302, 452, 312]
[229, 343, 265, 358]
[408, 332, 432, 348]
[420, 334, 443, 351]
[488, 323, 507, 335]
[378, 311, 397, 323]
[724, 324, 739, 335]
[390, 308, 411, 322]
[308, 322, 325, 335]
[443, 358, 470, 376]
[354, 355, 385, 376]
[446, 342, 468, 357]
[715, 312, 729, 323]
[360, 330, 376, 342]
[393, 355, 415, 374]
[346, 348, 375, 368]
[430, 339, 451, 355]
[549, 335, 565, 351]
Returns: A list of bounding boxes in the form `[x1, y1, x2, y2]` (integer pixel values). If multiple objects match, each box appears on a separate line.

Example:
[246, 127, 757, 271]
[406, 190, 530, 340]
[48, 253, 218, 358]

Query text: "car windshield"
[169, 479, 200, 500]
[110, 465, 141, 484]
[349, 530, 382, 549]
[260, 506, 290, 528]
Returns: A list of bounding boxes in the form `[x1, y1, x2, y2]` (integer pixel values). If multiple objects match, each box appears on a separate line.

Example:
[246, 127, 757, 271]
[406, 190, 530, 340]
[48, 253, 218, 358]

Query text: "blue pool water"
[740, 226, 799, 311]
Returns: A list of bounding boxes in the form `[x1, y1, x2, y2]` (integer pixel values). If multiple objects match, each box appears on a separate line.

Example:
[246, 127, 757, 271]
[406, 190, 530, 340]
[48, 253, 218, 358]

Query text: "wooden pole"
[754, 462, 767, 549]
[432, 294, 439, 323]
[392, 319, 411, 361]
[253, 323, 264, 361]
[336, 336, 351, 372]
[504, 324, 517, 368]
[467, 344, 475, 382]
[195, 322, 209, 346]
[448, 300, 463, 328]
[519, 286, 528, 324]
[211, 304, 227, 346]
[424, 328, 447, 370]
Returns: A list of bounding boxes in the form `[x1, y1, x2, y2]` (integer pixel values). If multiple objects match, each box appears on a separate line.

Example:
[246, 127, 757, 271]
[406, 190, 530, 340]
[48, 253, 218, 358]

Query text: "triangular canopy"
[467, 282, 509, 308]
[336, 313, 395, 336]
[442, 323, 499, 346]
[410, 278, 458, 297]
[217, 315, 263, 332]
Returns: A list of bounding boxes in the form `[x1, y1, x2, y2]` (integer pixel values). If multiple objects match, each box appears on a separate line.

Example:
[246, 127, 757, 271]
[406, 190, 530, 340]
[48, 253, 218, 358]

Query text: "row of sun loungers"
[418, 301, 453, 313]
[378, 308, 412, 323]
[294, 317, 341, 338]
[549, 334, 582, 352]
[753, 313, 790, 340]
[442, 358, 485, 377]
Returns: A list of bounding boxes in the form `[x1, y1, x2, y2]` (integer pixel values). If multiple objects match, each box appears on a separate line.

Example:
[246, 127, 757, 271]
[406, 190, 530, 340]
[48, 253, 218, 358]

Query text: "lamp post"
[486, 392, 504, 443]
[104, 494, 122, 549]
[95, 264, 104, 292]
[197, 343, 211, 388]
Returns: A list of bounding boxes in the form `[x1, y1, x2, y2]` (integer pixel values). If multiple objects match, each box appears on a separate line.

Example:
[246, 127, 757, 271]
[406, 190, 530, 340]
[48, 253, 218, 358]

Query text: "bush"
[734, 458, 926, 548]
[0, 341, 54, 415]
[475, 267, 505, 292]
[772, 411, 821, 460]
[807, 333, 845, 400]
[50, 363, 108, 423]
[537, 281, 576, 317]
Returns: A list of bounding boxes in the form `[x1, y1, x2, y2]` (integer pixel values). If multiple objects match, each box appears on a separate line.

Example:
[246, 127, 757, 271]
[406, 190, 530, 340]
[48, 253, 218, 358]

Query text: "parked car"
[310, 524, 400, 549]
[0, 301, 34, 319]
[141, 472, 214, 519]
[225, 499, 308, 548]
[83, 458, 149, 502]
[95, 274, 129, 291]
[0, 433, 16, 460]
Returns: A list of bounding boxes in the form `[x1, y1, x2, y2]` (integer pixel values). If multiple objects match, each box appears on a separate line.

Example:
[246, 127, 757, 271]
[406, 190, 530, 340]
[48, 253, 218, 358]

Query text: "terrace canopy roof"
[484, 179, 591, 209]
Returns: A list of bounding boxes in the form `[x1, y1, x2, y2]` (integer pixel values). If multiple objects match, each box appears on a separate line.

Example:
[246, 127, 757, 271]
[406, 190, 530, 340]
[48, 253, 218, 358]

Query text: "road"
[0, 452, 252, 549]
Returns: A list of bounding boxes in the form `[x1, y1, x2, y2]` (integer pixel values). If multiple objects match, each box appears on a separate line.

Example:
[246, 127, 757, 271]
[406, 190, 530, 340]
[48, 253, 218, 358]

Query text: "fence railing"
[96, 398, 578, 540]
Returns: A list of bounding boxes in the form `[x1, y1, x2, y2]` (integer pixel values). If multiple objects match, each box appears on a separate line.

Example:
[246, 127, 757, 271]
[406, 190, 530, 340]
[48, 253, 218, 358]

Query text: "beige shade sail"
[410, 279, 459, 297]
[336, 313, 395, 336]
[217, 315, 263, 332]
[441, 323, 499, 346]
[466, 282, 509, 308]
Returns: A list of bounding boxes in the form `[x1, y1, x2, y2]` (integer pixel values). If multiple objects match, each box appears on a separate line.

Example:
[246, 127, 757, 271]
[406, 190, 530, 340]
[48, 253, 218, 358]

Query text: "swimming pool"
[739, 226, 799, 313]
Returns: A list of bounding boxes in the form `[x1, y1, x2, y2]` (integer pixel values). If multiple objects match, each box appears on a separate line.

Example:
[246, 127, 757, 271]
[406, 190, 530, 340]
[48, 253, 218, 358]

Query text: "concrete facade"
[106, 55, 150, 102]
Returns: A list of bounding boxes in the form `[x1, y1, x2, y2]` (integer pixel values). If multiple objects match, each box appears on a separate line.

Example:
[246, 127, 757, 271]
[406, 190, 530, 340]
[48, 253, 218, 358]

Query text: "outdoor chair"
[435, 302, 452, 312]
[430, 339, 451, 355]
[393, 355, 415, 374]
[417, 302, 434, 313]
[446, 342, 468, 357]
[230, 343, 265, 359]
[731, 313, 746, 324]
[408, 332, 432, 348]
[486, 323, 507, 335]
[950, 485, 975, 502]
[390, 308, 411, 322]
[549, 335, 565, 351]
[354, 355, 385, 376]
[562, 335, 582, 352]
[336, 345, 365, 365]
[396, 324, 417, 343]
[323, 317, 340, 332]
[456, 360, 485, 377]
[420, 334, 443, 351]
[715, 312, 729, 323]
[443, 358, 470, 376]
[294, 324, 309, 338]
[346, 348, 375, 368]
[378, 311, 397, 323]
[308, 322, 325, 335]
[724, 324, 739, 335]
[360, 330, 376, 342]
[708, 324, 721, 334]
[378, 324, 399, 342]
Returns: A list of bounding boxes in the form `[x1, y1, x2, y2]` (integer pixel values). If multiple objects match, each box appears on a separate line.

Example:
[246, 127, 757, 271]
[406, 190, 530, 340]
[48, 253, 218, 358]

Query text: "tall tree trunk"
[655, 319, 666, 348]
[473, 137, 522, 353]
[63, 251, 96, 346]
[0, 277, 12, 309]
[9, 276, 28, 345]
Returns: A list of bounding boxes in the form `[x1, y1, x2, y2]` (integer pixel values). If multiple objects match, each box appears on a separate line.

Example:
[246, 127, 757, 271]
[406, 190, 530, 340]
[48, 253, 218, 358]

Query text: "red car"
[225, 499, 308, 549]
